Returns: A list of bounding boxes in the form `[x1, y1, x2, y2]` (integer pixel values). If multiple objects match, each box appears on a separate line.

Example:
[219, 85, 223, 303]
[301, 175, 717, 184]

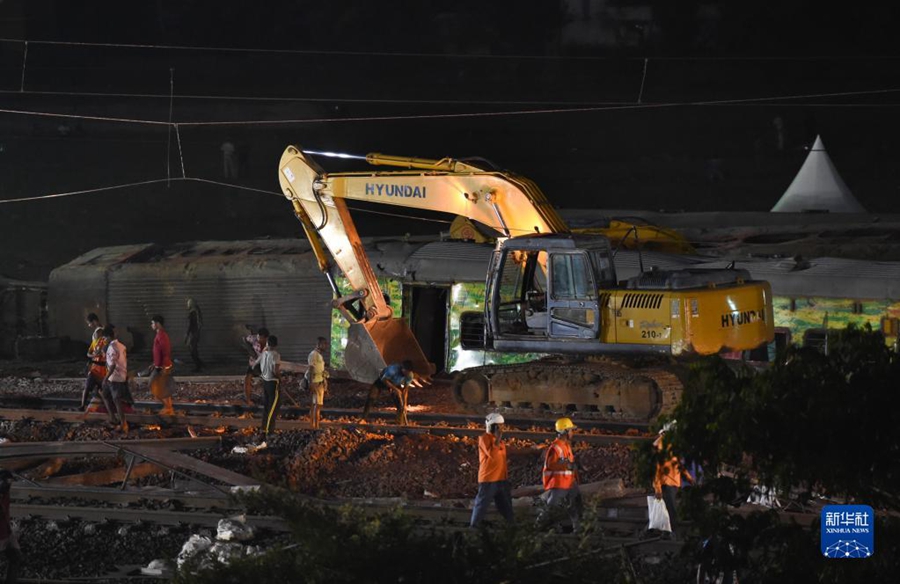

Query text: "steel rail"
[10, 502, 288, 531]
[0, 396, 650, 433]
[0, 407, 647, 446]
[11, 484, 232, 507]
[0, 436, 221, 460]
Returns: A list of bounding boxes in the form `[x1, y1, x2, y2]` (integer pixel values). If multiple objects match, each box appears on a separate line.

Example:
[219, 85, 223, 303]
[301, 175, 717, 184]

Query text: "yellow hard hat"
[555, 417, 576, 433]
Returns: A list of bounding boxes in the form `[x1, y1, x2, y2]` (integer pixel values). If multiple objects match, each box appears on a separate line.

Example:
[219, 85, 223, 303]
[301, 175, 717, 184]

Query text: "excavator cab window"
[494, 250, 549, 336]
[590, 250, 616, 287]
[550, 254, 593, 300]
[547, 251, 600, 338]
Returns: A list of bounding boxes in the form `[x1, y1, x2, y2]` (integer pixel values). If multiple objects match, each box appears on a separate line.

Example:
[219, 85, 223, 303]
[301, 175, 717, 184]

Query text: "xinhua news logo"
[821, 505, 874, 558]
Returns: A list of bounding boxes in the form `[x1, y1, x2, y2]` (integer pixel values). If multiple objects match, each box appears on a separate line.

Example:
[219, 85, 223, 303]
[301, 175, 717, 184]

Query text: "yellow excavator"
[278, 147, 773, 420]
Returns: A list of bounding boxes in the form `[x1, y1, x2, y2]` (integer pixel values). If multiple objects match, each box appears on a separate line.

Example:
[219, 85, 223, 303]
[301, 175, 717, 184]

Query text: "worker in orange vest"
[653, 422, 694, 537]
[469, 413, 514, 527]
[538, 417, 583, 532]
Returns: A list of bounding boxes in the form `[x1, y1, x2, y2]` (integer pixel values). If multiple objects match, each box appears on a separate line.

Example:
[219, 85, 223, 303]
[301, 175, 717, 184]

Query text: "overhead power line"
[0, 177, 453, 225]
[3, 37, 900, 61]
[0, 89, 634, 108]
[0, 178, 175, 203]
[1, 88, 898, 128]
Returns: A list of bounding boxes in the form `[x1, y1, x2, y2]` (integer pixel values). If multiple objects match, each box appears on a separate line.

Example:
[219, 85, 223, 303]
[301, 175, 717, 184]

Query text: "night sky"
[1, 1, 900, 280]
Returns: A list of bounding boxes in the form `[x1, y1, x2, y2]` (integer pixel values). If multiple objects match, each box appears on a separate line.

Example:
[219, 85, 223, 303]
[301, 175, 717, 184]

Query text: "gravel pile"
[13, 517, 191, 580]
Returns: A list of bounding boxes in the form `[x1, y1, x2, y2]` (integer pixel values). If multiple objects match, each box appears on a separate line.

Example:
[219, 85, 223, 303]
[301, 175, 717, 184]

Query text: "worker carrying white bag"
[647, 495, 672, 532]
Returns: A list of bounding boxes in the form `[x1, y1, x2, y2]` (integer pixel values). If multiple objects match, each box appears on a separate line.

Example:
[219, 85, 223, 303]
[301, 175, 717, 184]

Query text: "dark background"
[2, 1, 900, 280]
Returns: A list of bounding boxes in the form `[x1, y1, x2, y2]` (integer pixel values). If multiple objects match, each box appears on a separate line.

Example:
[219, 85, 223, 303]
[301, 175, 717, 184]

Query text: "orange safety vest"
[542, 437, 577, 490]
[88, 336, 108, 380]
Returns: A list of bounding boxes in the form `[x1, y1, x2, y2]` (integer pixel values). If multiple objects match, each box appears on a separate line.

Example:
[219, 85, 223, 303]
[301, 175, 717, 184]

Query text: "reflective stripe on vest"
[542, 439, 576, 490]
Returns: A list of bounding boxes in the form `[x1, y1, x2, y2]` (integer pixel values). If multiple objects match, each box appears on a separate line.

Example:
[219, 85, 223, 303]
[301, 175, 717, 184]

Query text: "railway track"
[0, 395, 650, 433]
[9, 481, 663, 542]
[0, 397, 651, 446]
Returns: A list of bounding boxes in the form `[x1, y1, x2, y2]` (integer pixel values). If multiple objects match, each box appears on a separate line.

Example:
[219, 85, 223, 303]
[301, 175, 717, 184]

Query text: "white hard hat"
[485, 412, 505, 432]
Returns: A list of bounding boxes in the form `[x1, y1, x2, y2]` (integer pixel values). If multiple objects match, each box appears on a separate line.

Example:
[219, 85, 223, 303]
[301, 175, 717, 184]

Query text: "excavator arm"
[277, 146, 568, 381]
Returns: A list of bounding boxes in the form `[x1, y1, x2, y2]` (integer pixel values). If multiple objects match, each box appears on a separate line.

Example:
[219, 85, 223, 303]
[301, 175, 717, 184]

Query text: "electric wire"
[0, 176, 454, 225]
[177, 88, 900, 126]
[0, 88, 634, 108]
[0, 178, 176, 204]
[0, 107, 168, 126]
[2, 88, 898, 129]
[3, 37, 900, 61]
[166, 68, 174, 185]
[19, 40, 27, 92]
[637, 58, 648, 104]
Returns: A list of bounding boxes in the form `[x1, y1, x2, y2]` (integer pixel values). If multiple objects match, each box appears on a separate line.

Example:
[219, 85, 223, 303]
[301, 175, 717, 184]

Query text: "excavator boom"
[278, 146, 568, 381]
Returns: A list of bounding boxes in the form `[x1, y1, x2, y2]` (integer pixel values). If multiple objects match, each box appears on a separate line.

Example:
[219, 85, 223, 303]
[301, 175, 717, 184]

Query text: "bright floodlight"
[305, 149, 366, 160]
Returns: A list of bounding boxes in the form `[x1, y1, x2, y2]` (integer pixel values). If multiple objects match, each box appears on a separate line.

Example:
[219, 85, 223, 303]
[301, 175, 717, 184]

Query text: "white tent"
[771, 135, 866, 213]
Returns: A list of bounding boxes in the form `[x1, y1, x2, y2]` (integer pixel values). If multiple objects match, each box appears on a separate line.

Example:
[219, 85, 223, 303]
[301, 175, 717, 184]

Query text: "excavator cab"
[463, 234, 618, 353]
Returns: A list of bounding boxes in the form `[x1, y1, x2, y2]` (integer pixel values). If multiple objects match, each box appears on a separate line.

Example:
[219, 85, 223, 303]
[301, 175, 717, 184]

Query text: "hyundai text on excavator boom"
[278, 146, 774, 421]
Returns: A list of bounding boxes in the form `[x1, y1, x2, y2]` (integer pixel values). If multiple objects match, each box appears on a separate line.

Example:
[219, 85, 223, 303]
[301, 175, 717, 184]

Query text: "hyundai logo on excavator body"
[364, 183, 427, 198]
[720, 309, 765, 328]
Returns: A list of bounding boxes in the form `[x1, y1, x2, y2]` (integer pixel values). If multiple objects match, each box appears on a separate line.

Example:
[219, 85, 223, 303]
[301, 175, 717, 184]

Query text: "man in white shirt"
[307, 336, 328, 430]
[259, 335, 281, 438]
[102, 326, 130, 434]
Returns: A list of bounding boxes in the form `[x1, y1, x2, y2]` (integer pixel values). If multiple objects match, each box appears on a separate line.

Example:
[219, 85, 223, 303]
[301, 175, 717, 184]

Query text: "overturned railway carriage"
[48, 241, 332, 363]
[49, 239, 900, 419]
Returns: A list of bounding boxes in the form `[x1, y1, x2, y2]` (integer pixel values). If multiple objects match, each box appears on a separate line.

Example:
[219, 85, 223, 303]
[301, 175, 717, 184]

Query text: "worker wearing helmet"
[538, 417, 583, 531]
[469, 412, 514, 527]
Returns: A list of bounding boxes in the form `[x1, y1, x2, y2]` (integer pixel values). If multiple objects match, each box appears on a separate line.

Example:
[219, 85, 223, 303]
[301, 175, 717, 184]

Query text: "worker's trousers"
[261, 379, 280, 435]
[538, 486, 584, 532]
[362, 380, 401, 418]
[661, 485, 679, 531]
[149, 366, 175, 400]
[469, 480, 514, 527]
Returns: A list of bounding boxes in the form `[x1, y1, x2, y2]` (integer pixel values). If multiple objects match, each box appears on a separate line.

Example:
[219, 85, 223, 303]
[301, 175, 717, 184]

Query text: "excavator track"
[451, 356, 686, 423]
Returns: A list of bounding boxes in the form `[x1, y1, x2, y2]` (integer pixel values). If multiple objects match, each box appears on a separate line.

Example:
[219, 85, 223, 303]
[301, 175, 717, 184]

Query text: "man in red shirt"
[469, 413, 514, 527]
[142, 315, 175, 415]
[0, 469, 21, 583]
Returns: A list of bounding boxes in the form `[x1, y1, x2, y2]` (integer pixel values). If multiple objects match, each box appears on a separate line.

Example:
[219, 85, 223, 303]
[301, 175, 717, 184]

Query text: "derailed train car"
[49, 238, 900, 370]
[49, 240, 332, 363]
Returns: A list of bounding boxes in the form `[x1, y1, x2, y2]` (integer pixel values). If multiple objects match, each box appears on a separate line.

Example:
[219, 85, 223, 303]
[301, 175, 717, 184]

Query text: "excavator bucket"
[344, 319, 436, 383]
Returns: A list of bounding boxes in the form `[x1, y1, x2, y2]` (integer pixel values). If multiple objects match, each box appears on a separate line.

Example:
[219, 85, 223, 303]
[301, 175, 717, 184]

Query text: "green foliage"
[175, 489, 641, 584]
[677, 501, 900, 583]
[641, 325, 900, 582]
[668, 325, 900, 509]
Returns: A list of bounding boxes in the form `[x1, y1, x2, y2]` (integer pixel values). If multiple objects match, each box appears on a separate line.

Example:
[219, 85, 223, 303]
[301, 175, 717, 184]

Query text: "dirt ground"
[0, 418, 636, 501]
[0, 365, 463, 414]
[0, 367, 639, 503]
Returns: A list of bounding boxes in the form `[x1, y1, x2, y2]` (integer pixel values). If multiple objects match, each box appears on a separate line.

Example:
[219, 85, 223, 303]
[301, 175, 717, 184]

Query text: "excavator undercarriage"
[452, 356, 686, 422]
